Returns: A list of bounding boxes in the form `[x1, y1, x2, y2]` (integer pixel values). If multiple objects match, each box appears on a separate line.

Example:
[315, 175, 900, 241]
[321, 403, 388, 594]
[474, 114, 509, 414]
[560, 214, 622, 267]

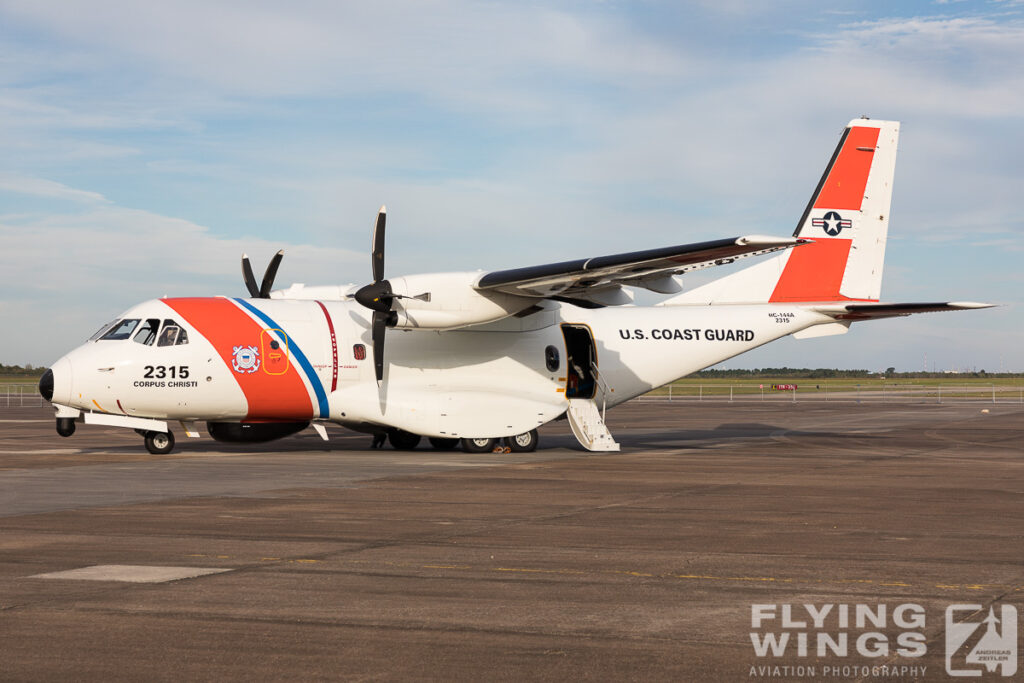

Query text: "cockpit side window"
[158, 319, 188, 347]
[99, 319, 140, 341]
[133, 319, 161, 346]
[89, 320, 119, 342]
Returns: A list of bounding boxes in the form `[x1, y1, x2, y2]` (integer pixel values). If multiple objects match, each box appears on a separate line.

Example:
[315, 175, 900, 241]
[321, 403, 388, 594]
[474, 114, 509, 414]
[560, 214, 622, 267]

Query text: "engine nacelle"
[207, 421, 309, 443]
[388, 272, 534, 330]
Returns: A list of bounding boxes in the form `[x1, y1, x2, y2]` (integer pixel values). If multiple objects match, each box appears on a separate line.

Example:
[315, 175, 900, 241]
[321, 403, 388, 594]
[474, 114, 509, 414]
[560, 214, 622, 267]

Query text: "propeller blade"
[259, 250, 284, 298]
[241, 254, 261, 298]
[371, 310, 388, 383]
[372, 205, 386, 283]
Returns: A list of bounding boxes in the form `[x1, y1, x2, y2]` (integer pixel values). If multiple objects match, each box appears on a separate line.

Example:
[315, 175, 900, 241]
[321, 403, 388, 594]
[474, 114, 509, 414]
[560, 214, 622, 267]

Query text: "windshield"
[99, 319, 140, 341]
[133, 319, 161, 346]
[157, 319, 189, 346]
[88, 320, 119, 342]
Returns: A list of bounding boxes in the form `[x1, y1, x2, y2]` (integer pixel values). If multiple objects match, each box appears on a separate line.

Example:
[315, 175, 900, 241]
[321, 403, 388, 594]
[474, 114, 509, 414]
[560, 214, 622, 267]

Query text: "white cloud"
[0, 174, 110, 203]
[0, 175, 366, 362]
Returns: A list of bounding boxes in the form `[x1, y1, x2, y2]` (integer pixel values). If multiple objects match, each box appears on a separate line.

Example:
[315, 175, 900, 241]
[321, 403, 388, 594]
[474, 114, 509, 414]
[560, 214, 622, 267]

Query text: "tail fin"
[666, 118, 900, 305]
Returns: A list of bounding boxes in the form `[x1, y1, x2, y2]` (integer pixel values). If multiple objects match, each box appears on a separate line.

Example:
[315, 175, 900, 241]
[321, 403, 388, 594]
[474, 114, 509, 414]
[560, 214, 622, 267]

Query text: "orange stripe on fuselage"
[813, 126, 879, 211]
[163, 297, 313, 420]
[770, 240, 853, 303]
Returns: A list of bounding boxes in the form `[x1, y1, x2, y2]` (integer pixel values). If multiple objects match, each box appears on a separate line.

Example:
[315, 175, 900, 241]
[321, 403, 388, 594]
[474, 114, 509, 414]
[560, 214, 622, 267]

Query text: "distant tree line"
[0, 364, 41, 376]
[690, 368, 1024, 379]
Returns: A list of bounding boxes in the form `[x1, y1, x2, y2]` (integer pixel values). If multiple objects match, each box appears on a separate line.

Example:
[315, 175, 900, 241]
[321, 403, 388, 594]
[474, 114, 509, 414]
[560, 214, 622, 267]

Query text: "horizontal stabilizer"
[811, 301, 994, 321]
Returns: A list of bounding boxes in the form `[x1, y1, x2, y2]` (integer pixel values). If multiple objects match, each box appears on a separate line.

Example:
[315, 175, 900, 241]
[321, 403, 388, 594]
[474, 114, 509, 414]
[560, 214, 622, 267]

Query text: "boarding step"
[566, 398, 620, 452]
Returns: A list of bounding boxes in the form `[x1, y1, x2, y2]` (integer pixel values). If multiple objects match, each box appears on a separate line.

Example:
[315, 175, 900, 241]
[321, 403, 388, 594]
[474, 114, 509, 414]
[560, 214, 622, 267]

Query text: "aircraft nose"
[38, 369, 54, 402]
[41, 357, 73, 405]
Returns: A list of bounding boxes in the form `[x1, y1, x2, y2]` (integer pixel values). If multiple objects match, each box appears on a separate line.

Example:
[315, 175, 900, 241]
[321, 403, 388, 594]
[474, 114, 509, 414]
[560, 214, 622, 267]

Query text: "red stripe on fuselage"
[315, 301, 338, 392]
[162, 297, 313, 420]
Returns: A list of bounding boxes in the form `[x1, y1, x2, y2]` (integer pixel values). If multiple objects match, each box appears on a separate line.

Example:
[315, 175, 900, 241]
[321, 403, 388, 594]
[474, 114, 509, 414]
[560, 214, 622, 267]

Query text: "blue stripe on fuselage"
[233, 298, 329, 419]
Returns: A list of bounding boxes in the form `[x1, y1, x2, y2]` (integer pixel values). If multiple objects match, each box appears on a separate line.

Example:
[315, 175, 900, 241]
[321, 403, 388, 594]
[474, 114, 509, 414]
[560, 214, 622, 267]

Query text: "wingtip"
[949, 301, 996, 309]
[379, 204, 387, 214]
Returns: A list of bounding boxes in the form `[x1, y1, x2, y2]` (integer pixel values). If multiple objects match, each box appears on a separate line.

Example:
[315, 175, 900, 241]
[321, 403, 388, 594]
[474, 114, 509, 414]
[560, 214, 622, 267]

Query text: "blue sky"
[1, 0, 1021, 371]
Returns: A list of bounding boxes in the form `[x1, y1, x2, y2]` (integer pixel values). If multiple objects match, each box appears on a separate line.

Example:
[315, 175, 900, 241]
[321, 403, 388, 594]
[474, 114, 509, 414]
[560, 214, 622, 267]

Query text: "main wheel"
[461, 437, 496, 453]
[388, 430, 421, 450]
[428, 437, 459, 451]
[504, 429, 539, 453]
[144, 430, 175, 455]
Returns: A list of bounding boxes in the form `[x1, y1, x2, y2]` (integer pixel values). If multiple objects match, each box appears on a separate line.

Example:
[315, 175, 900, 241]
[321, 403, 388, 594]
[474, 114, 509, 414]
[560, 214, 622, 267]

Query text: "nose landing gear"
[144, 430, 175, 455]
[55, 417, 76, 437]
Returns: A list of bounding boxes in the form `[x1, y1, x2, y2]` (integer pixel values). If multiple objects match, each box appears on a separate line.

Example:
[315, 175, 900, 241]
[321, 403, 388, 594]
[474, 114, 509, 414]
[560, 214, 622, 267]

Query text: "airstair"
[566, 361, 620, 451]
[567, 399, 619, 451]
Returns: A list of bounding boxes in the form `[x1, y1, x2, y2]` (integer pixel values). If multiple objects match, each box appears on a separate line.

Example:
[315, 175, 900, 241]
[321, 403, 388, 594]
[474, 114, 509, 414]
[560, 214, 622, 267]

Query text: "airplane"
[38, 118, 992, 455]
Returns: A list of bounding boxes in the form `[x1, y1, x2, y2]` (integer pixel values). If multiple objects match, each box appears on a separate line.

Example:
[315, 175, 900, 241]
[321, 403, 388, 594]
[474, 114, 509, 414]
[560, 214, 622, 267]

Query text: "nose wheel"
[55, 418, 76, 437]
[144, 430, 175, 455]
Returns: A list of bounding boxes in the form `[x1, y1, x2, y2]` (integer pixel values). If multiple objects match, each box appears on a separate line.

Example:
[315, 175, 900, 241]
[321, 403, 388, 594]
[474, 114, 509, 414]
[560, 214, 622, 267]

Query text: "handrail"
[590, 361, 611, 421]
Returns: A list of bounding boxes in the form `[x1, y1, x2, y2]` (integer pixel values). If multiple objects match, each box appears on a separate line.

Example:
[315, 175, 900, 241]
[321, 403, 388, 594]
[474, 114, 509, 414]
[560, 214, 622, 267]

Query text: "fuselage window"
[158, 319, 189, 347]
[133, 319, 161, 346]
[545, 345, 560, 372]
[353, 344, 366, 360]
[99, 319, 140, 341]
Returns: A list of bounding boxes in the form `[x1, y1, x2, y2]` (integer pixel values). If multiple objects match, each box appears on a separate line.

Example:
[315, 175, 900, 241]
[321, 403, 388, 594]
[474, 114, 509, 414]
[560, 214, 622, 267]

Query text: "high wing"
[812, 301, 994, 321]
[474, 235, 809, 302]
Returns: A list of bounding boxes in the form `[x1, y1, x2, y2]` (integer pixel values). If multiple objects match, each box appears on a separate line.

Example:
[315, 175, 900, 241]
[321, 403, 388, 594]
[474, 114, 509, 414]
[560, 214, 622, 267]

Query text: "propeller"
[354, 207, 395, 383]
[241, 250, 284, 299]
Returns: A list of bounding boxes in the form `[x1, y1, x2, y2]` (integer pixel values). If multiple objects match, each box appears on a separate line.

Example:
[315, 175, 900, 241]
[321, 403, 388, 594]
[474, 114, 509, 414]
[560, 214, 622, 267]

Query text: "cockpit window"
[88, 320, 119, 342]
[158, 319, 189, 347]
[133, 319, 161, 346]
[99, 319, 140, 341]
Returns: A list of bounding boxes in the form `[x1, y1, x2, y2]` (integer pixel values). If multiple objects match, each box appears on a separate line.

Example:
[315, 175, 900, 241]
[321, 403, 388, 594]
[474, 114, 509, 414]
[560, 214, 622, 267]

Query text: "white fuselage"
[47, 296, 834, 439]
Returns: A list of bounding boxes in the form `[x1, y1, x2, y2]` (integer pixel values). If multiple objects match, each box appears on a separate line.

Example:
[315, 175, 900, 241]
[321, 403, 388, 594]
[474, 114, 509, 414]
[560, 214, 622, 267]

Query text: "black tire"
[56, 418, 75, 438]
[388, 430, 421, 450]
[461, 437, 496, 453]
[144, 430, 175, 455]
[504, 429, 539, 453]
[428, 437, 460, 451]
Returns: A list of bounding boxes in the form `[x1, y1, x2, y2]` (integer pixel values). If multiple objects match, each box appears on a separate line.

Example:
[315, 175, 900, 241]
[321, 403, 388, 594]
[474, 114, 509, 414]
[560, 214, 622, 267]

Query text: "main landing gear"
[374, 430, 540, 453]
[459, 430, 539, 453]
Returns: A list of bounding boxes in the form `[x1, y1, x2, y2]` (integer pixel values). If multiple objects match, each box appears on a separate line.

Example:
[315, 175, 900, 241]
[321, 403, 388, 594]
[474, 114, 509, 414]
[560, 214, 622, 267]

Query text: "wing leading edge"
[475, 235, 809, 300]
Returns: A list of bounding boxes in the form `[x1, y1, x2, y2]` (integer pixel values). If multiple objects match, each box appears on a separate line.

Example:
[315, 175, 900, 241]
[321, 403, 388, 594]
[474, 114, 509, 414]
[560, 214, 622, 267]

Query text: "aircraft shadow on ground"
[620, 422, 883, 450]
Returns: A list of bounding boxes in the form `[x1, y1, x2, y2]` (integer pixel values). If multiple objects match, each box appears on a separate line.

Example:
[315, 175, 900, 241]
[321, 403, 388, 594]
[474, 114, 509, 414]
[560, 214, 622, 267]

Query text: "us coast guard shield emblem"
[231, 345, 260, 374]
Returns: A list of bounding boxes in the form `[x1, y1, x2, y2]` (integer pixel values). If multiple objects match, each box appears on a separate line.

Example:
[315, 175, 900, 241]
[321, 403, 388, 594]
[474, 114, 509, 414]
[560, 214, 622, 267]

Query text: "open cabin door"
[560, 323, 619, 452]
[560, 324, 597, 399]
